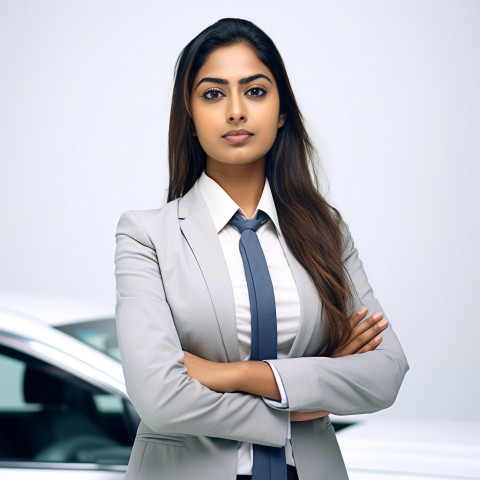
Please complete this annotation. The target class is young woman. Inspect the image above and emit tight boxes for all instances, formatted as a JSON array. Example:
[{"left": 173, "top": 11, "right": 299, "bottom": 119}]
[{"left": 115, "top": 18, "right": 408, "bottom": 480}]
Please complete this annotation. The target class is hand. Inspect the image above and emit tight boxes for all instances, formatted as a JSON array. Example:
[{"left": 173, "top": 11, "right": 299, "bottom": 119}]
[
  {"left": 291, "top": 308, "right": 388, "bottom": 421},
  {"left": 331, "top": 307, "right": 388, "bottom": 358},
  {"left": 290, "top": 410, "right": 330, "bottom": 422}
]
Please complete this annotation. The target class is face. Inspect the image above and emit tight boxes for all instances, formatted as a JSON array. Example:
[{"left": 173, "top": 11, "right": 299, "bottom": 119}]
[{"left": 191, "top": 43, "right": 286, "bottom": 171}]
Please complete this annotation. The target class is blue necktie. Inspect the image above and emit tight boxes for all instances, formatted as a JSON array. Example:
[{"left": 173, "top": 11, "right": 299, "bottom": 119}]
[{"left": 229, "top": 211, "right": 288, "bottom": 480}]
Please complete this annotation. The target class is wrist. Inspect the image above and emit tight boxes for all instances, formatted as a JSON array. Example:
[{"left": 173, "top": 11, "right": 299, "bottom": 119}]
[{"left": 231, "top": 361, "right": 281, "bottom": 401}]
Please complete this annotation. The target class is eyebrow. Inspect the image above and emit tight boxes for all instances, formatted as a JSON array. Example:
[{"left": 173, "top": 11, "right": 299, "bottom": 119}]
[{"left": 194, "top": 73, "right": 272, "bottom": 90}]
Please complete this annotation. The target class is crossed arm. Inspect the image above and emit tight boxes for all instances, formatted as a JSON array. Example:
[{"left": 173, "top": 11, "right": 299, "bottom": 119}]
[
  {"left": 116, "top": 210, "right": 408, "bottom": 442},
  {"left": 183, "top": 306, "right": 388, "bottom": 422}
]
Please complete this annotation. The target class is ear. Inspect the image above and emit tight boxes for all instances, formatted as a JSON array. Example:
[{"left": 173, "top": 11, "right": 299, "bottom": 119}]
[{"left": 278, "top": 112, "right": 287, "bottom": 129}]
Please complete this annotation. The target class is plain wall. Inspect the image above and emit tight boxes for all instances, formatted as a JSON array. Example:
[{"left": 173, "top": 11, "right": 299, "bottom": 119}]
[{"left": 1, "top": 0, "right": 479, "bottom": 422}]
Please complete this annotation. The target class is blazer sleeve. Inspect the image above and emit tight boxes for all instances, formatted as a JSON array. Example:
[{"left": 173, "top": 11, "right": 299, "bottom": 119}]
[
  {"left": 115, "top": 210, "right": 289, "bottom": 445},
  {"left": 267, "top": 222, "right": 409, "bottom": 415}
]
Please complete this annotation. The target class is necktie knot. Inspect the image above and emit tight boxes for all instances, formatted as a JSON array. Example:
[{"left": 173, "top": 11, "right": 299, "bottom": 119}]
[{"left": 228, "top": 210, "right": 268, "bottom": 233}]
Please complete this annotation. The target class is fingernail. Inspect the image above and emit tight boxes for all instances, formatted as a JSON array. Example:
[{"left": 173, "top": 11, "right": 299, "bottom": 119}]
[
  {"left": 379, "top": 320, "right": 388, "bottom": 328},
  {"left": 375, "top": 334, "right": 382, "bottom": 341},
  {"left": 357, "top": 306, "right": 367, "bottom": 314},
  {"left": 372, "top": 312, "right": 383, "bottom": 320}
]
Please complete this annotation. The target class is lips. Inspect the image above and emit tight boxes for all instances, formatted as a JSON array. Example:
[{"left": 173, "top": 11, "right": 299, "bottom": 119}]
[{"left": 222, "top": 129, "right": 254, "bottom": 144}]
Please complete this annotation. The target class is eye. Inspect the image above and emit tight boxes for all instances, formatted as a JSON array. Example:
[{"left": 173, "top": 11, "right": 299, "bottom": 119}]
[
  {"left": 246, "top": 86, "right": 267, "bottom": 98},
  {"left": 202, "top": 89, "right": 225, "bottom": 101}
]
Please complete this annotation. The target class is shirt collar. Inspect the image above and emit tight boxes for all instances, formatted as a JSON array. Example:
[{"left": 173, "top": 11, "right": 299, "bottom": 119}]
[{"left": 197, "top": 171, "right": 281, "bottom": 235}]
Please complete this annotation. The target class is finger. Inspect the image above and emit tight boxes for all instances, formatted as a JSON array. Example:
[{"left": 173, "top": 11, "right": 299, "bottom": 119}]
[
  {"left": 356, "top": 334, "right": 383, "bottom": 354},
  {"left": 343, "top": 312, "right": 383, "bottom": 352},
  {"left": 290, "top": 410, "right": 330, "bottom": 422},
  {"left": 332, "top": 312, "right": 385, "bottom": 358},
  {"left": 338, "top": 318, "right": 387, "bottom": 357},
  {"left": 350, "top": 318, "right": 388, "bottom": 350},
  {"left": 350, "top": 311, "right": 383, "bottom": 337},
  {"left": 349, "top": 306, "right": 368, "bottom": 329}
]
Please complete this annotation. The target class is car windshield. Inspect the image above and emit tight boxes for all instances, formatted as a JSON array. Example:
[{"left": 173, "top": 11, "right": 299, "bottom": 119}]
[{"left": 55, "top": 317, "right": 121, "bottom": 361}]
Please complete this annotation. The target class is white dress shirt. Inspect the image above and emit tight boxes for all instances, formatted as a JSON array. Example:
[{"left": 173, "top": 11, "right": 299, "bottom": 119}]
[{"left": 198, "top": 172, "right": 300, "bottom": 475}]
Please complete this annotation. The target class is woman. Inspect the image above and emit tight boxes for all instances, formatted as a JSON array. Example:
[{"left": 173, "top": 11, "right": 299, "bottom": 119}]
[{"left": 115, "top": 18, "right": 408, "bottom": 480}]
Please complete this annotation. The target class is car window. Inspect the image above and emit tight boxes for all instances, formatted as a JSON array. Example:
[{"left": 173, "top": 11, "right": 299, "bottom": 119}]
[
  {"left": 55, "top": 318, "right": 121, "bottom": 361},
  {"left": 93, "top": 394, "right": 124, "bottom": 414},
  {"left": 0, "top": 346, "right": 133, "bottom": 468},
  {"left": 0, "top": 354, "right": 40, "bottom": 412}
]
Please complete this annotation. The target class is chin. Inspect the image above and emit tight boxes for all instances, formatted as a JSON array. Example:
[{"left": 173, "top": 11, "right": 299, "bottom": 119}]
[
  {"left": 223, "top": 158, "right": 265, "bottom": 167},
  {"left": 207, "top": 153, "right": 267, "bottom": 168}
]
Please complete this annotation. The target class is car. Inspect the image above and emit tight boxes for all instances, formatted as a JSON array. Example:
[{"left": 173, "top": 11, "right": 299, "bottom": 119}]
[
  {"left": 0, "top": 297, "right": 137, "bottom": 479},
  {"left": 335, "top": 415, "right": 480, "bottom": 479},
  {"left": 0, "top": 293, "right": 119, "bottom": 361},
  {"left": 2, "top": 294, "right": 479, "bottom": 479}
]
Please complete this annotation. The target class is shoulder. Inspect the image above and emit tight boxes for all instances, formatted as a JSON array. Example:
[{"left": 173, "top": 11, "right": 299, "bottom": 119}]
[{"left": 116, "top": 200, "right": 180, "bottom": 247}]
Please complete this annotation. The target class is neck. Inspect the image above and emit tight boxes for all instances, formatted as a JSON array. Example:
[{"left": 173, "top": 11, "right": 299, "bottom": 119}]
[{"left": 205, "top": 159, "right": 266, "bottom": 218}]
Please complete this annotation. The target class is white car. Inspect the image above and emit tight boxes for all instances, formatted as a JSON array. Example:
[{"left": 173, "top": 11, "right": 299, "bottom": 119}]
[
  {"left": 0, "top": 294, "right": 135, "bottom": 479},
  {"left": 336, "top": 416, "right": 480, "bottom": 479},
  {"left": 0, "top": 293, "right": 119, "bottom": 360}
]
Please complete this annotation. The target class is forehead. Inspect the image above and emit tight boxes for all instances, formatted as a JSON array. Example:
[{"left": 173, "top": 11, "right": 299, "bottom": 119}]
[{"left": 195, "top": 43, "right": 273, "bottom": 81}]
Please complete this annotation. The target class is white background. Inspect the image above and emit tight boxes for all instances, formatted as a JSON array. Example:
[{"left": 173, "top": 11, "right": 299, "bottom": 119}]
[{"left": 1, "top": 0, "right": 479, "bottom": 422}]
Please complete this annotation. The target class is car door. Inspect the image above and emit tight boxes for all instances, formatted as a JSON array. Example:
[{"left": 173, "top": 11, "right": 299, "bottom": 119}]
[{"left": 0, "top": 338, "right": 135, "bottom": 479}]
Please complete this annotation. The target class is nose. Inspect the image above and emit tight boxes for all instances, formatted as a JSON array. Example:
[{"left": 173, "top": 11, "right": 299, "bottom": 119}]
[{"left": 227, "top": 94, "right": 246, "bottom": 123}]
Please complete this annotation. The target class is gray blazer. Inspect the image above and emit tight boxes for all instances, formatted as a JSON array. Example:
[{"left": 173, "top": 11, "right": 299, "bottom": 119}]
[{"left": 114, "top": 180, "right": 409, "bottom": 480}]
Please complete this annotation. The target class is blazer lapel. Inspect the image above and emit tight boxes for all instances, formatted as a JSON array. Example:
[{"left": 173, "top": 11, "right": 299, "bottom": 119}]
[
  {"left": 178, "top": 183, "right": 241, "bottom": 363},
  {"left": 278, "top": 235, "right": 321, "bottom": 357}
]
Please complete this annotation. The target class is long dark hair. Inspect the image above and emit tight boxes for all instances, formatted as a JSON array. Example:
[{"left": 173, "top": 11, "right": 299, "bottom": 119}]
[{"left": 168, "top": 18, "right": 353, "bottom": 356}]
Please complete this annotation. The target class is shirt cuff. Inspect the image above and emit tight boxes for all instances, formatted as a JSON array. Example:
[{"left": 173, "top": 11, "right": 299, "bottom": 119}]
[
  {"left": 263, "top": 361, "right": 291, "bottom": 441},
  {"left": 262, "top": 361, "right": 289, "bottom": 408}
]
